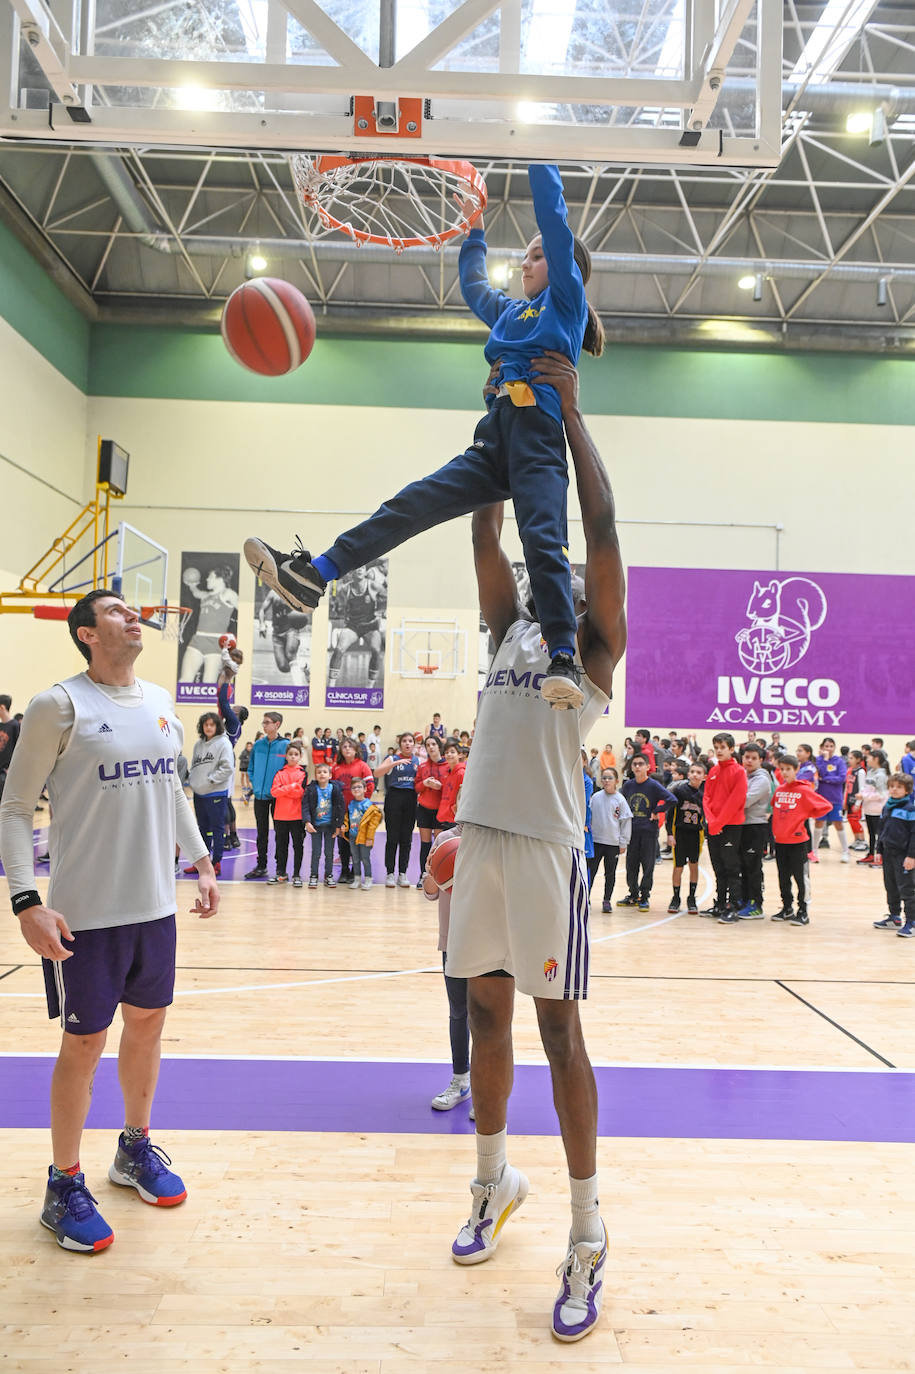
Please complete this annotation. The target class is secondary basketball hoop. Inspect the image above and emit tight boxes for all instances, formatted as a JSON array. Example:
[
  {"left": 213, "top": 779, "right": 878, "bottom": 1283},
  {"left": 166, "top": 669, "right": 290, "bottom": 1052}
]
[
  {"left": 291, "top": 155, "right": 487, "bottom": 253},
  {"left": 419, "top": 663, "right": 439, "bottom": 676},
  {"left": 142, "top": 605, "right": 191, "bottom": 641}
]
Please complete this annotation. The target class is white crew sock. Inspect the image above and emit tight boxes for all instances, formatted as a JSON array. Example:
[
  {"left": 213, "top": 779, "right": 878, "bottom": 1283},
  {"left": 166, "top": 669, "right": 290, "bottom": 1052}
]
[
  {"left": 839, "top": 826, "right": 849, "bottom": 854},
  {"left": 569, "top": 1172, "right": 603, "bottom": 1245},
  {"left": 475, "top": 1127, "right": 507, "bottom": 1185}
]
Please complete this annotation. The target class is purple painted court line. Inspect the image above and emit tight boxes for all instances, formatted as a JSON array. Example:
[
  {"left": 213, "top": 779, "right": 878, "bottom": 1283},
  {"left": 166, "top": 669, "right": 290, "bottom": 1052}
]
[{"left": 2, "top": 1057, "right": 914, "bottom": 1143}]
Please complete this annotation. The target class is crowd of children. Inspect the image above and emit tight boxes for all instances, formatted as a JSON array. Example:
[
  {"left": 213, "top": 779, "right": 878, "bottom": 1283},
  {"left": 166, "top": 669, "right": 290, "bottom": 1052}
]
[
  {"left": 583, "top": 730, "right": 915, "bottom": 936},
  {"left": 207, "top": 710, "right": 915, "bottom": 933},
  {"left": 231, "top": 717, "right": 468, "bottom": 889}
]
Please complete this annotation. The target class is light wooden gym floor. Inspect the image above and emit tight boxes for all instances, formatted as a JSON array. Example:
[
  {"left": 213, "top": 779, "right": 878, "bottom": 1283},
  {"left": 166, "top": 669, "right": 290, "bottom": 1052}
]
[{"left": 1, "top": 823, "right": 913, "bottom": 1373}]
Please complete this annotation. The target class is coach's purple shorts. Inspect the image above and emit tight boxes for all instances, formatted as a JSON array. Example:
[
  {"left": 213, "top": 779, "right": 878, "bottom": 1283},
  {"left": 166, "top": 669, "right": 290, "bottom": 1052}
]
[{"left": 42, "top": 915, "right": 177, "bottom": 1035}]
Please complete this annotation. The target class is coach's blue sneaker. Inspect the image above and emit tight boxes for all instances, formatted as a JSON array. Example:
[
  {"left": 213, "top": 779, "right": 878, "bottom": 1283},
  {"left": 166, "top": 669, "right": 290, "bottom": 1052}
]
[
  {"left": 552, "top": 1223, "right": 608, "bottom": 1342},
  {"left": 736, "top": 902, "right": 764, "bottom": 920},
  {"left": 898, "top": 924, "right": 914, "bottom": 938},
  {"left": 874, "top": 915, "right": 902, "bottom": 929},
  {"left": 452, "top": 1163, "right": 529, "bottom": 1265},
  {"left": 40, "top": 1168, "right": 114, "bottom": 1252},
  {"left": 244, "top": 536, "right": 326, "bottom": 612},
  {"left": 108, "top": 1133, "right": 187, "bottom": 1206}
]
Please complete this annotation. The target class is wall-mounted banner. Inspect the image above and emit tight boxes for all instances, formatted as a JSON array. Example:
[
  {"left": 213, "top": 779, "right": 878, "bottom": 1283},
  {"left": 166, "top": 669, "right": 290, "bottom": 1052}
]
[
  {"left": 626, "top": 567, "right": 914, "bottom": 734},
  {"left": 251, "top": 581, "right": 311, "bottom": 708},
  {"left": 176, "top": 552, "right": 239, "bottom": 705},
  {"left": 326, "top": 560, "right": 387, "bottom": 710}
]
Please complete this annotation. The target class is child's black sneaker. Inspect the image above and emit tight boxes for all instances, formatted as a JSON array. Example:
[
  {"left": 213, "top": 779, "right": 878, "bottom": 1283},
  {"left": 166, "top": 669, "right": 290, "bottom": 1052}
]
[
  {"left": 244, "top": 537, "right": 327, "bottom": 611},
  {"left": 667, "top": 894, "right": 681, "bottom": 914},
  {"left": 787, "top": 910, "right": 810, "bottom": 925},
  {"left": 616, "top": 894, "right": 638, "bottom": 907},
  {"left": 770, "top": 908, "right": 794, "bottom": 921},
  {"left": 541, "top": 654, "right": 584, "bottom": 711}
]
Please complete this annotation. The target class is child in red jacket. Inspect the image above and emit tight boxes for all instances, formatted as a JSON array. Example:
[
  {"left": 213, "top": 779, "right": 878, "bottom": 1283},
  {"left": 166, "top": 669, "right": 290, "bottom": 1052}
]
[
  {"left": 436, "top": 738, "right": 466, "bottom": 828},
  {"left": 702, "top": 733, "right": 748, "bottom": 918},
  {"left": 770, "top": 755, "right": 832, "bottom": 925},
  {"left": 270, "top": 741, "right": 307, "bottom": 885}
]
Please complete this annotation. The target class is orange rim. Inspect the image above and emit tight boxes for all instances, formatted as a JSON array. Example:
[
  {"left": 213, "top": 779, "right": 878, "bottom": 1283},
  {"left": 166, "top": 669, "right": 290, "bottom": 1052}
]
[{"left": 299, "top": 154, "right": 487, "bottom": 250}]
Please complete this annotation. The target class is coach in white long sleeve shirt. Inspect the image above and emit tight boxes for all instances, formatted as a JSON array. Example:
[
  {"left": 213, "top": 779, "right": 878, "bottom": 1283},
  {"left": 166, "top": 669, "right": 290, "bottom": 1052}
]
[{"left": 0, "top": 589, "right": 218, "bottom": 1254}]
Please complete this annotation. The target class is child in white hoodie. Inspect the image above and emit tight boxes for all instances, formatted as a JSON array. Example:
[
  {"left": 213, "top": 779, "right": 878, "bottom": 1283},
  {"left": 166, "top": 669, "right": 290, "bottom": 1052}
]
[{"left": 588, "top": 767, "right": 632, "bottom": 912}]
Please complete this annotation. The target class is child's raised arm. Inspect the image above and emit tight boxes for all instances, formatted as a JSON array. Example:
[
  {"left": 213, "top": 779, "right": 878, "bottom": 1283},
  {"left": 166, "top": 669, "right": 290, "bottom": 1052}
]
[
  {"left": 459, "top": 226, "right": 513, "bottom": 328},
  {"left": 528, "top": 163, "right": 584, "bottom": 327}
]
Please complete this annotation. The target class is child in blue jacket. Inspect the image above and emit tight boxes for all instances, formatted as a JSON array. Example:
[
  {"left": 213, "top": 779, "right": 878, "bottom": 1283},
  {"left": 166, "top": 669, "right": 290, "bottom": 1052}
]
[{"left": 245, "top": 163, "right": 604, "bottom": 711}]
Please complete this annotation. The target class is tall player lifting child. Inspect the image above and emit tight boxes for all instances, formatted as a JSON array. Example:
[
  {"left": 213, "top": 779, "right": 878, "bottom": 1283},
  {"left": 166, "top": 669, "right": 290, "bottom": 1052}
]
[{"left": 245, "top": 163, "right": 604, "bottom": 711}]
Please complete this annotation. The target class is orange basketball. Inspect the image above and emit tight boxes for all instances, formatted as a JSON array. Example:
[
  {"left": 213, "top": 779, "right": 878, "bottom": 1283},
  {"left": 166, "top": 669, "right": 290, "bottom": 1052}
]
[
  {"left": 428, "top": 834, "right": 461, "bottom": 891},
  {"left": 221, "top": 278, "right": 316, "bottom": 376}
]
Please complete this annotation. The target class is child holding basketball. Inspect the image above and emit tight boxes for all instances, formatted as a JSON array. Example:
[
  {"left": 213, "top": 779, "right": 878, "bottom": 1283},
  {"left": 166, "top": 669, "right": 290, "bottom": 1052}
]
[
  {"left": 245, "top": 163, "right": 605, "bottom": 711},
  {"left": 422, "top": 827, "right": 472, "bottom": 1115}
]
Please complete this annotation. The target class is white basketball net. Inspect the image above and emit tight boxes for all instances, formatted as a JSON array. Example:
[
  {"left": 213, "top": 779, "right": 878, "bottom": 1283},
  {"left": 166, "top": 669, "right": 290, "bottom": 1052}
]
[
  {"left": 146, "top": 606, "right": 191, "bottom": 641},
  {"left": 291, "top": 154, "right": 487, "bottom": 253}
]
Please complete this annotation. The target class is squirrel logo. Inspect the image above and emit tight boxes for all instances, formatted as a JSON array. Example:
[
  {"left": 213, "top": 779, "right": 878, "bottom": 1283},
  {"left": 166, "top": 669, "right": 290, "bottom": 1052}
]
[{"left": 735, "top": 577, "right": 827, "bottom": 675}]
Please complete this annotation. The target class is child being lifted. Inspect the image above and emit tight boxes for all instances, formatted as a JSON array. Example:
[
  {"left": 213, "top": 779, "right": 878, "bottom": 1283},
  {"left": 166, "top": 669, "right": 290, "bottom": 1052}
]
[{"left": 245, "top": 163, "right": 605, "bottom": 710}]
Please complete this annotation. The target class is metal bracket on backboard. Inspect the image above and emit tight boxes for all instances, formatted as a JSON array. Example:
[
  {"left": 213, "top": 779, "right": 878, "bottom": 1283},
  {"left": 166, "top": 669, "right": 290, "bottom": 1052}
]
[{"left": 353, "top": 95, "right": 423, "bottom": 138}]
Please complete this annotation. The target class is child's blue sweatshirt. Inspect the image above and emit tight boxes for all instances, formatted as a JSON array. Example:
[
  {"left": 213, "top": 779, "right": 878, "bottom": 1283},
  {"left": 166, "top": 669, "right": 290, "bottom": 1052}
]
[{"left": 458, "top": 163, "right": 588, "bottom": 427}]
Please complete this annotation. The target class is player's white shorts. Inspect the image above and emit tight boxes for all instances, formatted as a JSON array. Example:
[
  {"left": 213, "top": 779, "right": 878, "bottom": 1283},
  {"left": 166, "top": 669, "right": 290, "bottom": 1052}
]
[{"left": 445, "top": 823, "right": 589, "bottom": 1000}]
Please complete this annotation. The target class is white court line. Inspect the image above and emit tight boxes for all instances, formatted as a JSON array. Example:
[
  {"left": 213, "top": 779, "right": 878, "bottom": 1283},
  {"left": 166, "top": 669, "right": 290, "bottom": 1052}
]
[
  {"left": 0, "top": 1050, "right": 905, "bottom": 1073},
  {"left": 0, "top": 863, "right": 716, "bottom": 1001}
]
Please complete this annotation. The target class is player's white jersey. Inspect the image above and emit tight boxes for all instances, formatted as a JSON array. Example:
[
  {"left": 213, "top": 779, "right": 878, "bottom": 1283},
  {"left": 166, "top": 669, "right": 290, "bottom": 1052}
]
[
  {"left": 457, "top": 618, "right": 610, "bottom": 849},
  {"left": 47, "top": 673, "right": 186, "bottom": 931}
]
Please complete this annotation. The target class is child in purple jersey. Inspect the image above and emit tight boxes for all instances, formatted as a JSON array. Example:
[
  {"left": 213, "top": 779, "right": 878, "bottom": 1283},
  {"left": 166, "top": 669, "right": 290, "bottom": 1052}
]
[
  {"left": 244, "top": 165, "right": 605, "bottom": 712},
  {"left": 812, "top": 737, "right": 850, "bottom": 862}
]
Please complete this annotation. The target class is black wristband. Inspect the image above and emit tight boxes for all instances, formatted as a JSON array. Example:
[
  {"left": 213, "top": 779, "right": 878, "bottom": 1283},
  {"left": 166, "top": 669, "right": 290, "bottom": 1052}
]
[{"left": 12, "top": 889, "right": 42, "bottom": 916}]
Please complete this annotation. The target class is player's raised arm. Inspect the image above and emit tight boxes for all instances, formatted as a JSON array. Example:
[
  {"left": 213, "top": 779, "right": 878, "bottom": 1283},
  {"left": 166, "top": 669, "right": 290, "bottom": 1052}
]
[
  {"left": 530, "top": 351, "right": 626, "bottom": 697},
  {"left": 471, "top": 502, "right": 523, "bottom": 649}
]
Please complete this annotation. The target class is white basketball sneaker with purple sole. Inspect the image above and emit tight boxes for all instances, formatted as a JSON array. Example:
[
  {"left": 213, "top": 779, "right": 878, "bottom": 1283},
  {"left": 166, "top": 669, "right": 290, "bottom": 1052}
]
[
  {"left": 551, "top": 1222, "right": 608, "bottom": 1342},
  {"left": 451, "top": 1163, "right": 529, "bottom": 1265}
]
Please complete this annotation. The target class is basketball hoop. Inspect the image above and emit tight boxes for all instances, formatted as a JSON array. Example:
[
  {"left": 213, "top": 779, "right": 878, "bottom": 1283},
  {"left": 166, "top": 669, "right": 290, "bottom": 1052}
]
[
  {"left": 291, "top": 154, "right": 487, "bottom": 253},
  {"left": 142, "top": 605, "right": 191, "bottom": 642},
  {"left": 419, "top": 663, "right": 439, "bottom": 675}
]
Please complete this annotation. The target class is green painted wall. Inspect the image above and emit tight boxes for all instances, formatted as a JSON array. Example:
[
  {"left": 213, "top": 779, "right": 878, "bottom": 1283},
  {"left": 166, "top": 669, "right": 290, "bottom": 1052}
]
[
  {"left": 0, "top": 220, "right": 90, "bottom": 390},
  {"left": 88, "top": 323, "right": 915, "bottom": 425},
  {"left": 2, "top": 218, "right": 914, "bottom": 425}
]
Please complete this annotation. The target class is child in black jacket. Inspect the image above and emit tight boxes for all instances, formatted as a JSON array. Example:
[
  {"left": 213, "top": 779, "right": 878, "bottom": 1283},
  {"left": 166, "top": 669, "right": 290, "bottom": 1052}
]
[{"left": 302, "top": 763, "right": 345, "bottom": 888}]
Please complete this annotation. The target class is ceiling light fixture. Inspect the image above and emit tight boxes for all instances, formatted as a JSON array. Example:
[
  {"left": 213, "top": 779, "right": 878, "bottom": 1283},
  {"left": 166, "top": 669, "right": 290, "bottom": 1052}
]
[
  {"left": 737, "top": 274, "right": 756, "bottom": 290},
  {"left": 845, "top": 110, "right": 872, "bottom": 134}
]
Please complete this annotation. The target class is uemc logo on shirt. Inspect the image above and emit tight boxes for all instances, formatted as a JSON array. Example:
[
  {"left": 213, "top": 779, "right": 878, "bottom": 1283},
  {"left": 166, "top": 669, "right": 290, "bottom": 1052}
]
[
  {"left": 711, "top": 575, "right": 844, "bottom": 730},
  {"left": 484, "top": 665, "right": 547, "bottom": 696},
  {"left": 98, "top": 756, "right": 175, "bottom": 788}
]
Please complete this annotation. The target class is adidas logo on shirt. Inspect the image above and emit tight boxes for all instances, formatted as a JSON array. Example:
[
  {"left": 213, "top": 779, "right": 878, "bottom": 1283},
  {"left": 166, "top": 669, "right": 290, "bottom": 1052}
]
[{"left": 98, "top": 723, "right": 113, "bottom": 734}]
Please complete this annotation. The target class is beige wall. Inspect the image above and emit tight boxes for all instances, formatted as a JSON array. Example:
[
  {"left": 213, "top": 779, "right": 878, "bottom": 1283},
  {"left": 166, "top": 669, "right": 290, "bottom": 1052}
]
[
  {"left": 2, "top": 328, "right": 913, "bottom": 767},
  {"left": 0, "top": 315, "right": 91, "bottom": 710}
]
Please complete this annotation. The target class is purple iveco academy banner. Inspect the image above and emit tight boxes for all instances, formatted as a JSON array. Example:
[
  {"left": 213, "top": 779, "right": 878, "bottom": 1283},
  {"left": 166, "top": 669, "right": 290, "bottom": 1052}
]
[{"left": 626, "top": 567, "right": 914, "bottom": 735}]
